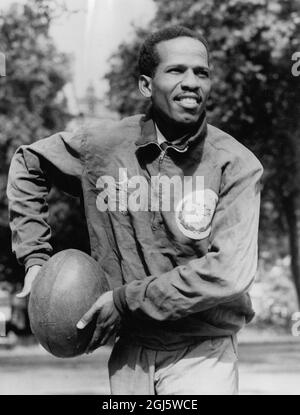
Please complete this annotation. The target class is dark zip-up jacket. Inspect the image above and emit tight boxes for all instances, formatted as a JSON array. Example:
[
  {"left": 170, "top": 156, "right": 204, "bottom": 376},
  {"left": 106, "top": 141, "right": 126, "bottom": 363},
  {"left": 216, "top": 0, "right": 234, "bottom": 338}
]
[{"left": 7, "top": 113, "right": 263, "bottom": 350}]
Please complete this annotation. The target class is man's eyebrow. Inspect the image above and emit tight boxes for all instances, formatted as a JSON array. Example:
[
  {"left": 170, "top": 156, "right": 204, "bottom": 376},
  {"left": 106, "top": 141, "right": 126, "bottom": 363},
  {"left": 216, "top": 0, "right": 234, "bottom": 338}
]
[{"left": 164, "top": 64, "right": 210, "bottom": 71}]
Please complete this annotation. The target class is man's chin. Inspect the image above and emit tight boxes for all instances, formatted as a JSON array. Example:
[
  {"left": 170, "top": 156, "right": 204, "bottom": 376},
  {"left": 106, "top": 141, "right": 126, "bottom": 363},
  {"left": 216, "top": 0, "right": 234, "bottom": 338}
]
[
  {"left": 153, "top": 108, "right": 205, "bottom": 133},
  {"left": 174, "top": 106, "right": 205, "bottom": 122},
  {"left": 174, "top": 113, "right": 203, "bottom": 126}
]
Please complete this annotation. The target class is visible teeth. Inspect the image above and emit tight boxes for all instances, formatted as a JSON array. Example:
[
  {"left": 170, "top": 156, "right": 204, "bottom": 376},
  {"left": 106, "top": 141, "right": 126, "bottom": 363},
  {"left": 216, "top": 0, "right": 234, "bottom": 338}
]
[{"left": 180, "top": 98, "right": 197, "bottom": 104}]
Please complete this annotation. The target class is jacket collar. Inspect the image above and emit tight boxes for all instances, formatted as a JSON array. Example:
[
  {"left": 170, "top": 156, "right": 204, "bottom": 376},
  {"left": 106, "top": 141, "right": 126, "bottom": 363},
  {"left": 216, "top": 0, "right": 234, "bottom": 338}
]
[{"left": 135, "top": 108, "right": 207, "bottom": 154}]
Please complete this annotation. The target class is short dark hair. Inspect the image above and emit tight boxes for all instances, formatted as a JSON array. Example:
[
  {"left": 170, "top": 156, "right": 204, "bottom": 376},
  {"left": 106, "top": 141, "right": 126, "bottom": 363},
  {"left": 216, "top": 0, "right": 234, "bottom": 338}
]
[{"left": 138, "top": 25, "right": 210, "bottom": 77}]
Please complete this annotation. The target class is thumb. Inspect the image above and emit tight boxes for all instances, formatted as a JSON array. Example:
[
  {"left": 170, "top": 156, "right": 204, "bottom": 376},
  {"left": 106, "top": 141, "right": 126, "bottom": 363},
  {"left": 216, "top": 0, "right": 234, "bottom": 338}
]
[
  {"left": 17, "top": 265, "right": 41, "bottom": 298},
  {"left": 16, "top": 286, "right": 31, "bottom": 298},
  {"left": 77, "top": 303, "right": 98, "bottom": 330}
]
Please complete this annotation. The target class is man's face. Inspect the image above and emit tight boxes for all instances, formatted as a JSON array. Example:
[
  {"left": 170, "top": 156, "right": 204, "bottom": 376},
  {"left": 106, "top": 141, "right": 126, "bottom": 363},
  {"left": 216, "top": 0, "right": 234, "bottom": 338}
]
[{"left": 140, "top": 36, "right": 211, "bottom": 127}]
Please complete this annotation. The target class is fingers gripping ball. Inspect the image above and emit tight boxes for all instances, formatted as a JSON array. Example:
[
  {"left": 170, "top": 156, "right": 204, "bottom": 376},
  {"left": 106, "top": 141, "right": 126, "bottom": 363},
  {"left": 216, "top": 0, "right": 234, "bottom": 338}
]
[{"left": 28, "top": 249, "right": 110, "bottom": 358}]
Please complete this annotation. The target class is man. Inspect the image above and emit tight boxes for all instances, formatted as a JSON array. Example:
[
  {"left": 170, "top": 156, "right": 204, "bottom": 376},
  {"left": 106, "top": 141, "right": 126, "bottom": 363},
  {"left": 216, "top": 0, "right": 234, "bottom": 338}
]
[{"left": 7, "top": 26, "right": 263, "bottom": 394}]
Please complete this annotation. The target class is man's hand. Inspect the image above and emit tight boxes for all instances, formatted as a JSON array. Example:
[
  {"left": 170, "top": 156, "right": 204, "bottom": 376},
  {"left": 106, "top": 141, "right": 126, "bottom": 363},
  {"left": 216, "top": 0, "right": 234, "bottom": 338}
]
[
  {"left": 76, "top": 291, "right": 120, "bottom": 353},
  {"left": 16, "top": 265, "right": 41, "bottom": 298}
]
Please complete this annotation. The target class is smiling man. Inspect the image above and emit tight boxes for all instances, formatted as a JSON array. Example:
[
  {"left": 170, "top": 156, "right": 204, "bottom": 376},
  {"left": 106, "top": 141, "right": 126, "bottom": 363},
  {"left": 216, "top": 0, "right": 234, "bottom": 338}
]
[
  {"left": 138, "top": 33, "right": 211, "bottom": 140},
  {"left": 7, "top": 26, "right": 263, "bottom": 395}
]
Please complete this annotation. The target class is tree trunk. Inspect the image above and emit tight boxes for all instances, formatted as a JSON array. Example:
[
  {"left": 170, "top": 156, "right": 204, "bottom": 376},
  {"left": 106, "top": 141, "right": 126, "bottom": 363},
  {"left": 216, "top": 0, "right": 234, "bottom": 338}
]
[{"left": 283, "top": 193, "right": 300, "bottom": 308}]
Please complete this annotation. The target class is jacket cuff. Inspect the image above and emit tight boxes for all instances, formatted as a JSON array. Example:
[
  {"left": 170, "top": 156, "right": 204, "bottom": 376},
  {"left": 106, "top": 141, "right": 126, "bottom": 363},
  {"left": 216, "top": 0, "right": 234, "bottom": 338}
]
[
  {"left": 24, "top": 255, "right": 50, "bottom": 273},
  {"left": 113, "top": 286, "right": 128, "bottom": 315}
]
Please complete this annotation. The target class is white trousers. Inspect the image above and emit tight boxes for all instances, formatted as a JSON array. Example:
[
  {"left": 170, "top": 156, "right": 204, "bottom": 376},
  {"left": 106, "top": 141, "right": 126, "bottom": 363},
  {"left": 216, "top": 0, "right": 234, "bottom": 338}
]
[{"left": 108, "top": 335, "right": 239, "bottom": 395}]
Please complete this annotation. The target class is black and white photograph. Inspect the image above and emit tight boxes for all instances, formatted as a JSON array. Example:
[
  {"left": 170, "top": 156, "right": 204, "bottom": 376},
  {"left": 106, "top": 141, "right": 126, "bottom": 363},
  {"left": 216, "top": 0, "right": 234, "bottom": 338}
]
[{"left": 0, "top": 0, "right": 300, "bottom": 399}]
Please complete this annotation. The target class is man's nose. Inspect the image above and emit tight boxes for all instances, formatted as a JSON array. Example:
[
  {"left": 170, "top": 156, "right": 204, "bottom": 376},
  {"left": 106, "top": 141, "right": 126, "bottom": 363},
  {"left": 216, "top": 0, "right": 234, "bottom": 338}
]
[{"left": 181, "top": 69, "right": 199, "bottom": 89}]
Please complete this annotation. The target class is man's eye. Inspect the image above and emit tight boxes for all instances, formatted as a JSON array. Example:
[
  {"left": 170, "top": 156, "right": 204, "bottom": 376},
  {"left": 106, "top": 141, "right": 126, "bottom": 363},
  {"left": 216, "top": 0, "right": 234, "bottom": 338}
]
[
  {"left": 168, "top": 68, "right": 181, "bottom": 74},
  {"left": 197, "top": 71, "right": 209, "bottom": 78}
]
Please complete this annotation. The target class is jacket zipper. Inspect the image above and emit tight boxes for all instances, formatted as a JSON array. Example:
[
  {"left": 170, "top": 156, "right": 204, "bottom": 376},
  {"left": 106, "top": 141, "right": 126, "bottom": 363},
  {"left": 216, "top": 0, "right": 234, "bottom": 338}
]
[
  {"left": 158, "top": 148, "right": 167, "bottom": 171},
  {"left": 157, "top": 147, "right": 168, "bottom": 212}
]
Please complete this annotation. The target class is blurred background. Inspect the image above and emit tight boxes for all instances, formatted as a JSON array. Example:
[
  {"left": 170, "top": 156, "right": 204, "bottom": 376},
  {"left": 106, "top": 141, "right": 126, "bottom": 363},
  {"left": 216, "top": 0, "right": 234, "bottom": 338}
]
[{"left": 0, "top": 0, "right": 300, "bottom": 395}]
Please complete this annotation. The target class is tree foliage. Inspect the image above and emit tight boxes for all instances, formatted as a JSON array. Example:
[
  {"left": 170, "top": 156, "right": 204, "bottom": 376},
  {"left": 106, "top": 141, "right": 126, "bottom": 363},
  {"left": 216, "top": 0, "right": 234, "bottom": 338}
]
[{"left": 0, "top": 0, "right": 89, "bottom": 284}]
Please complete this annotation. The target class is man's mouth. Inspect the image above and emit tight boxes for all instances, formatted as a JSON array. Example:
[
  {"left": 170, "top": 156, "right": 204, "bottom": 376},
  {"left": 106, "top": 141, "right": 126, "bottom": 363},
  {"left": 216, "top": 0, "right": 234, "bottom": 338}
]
[{"left": 174, "top": 95, "right": 201, "bottom": 110}]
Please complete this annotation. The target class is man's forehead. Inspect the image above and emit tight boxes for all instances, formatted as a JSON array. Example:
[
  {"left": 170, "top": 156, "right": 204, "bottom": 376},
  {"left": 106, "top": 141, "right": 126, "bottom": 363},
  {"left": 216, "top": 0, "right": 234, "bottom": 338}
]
[{"left": 155, "top": 36, "right": 209, "bottom": 66}]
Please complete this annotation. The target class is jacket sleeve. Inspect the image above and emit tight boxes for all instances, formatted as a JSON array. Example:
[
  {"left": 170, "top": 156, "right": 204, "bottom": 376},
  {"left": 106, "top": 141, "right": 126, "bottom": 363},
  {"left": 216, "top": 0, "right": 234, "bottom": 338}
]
[
  {"left": 113, "top": 151, "right": 264, "bottom": 321},
  {"left": 7, "top": 131, "right": 84, "bottom": 272}
]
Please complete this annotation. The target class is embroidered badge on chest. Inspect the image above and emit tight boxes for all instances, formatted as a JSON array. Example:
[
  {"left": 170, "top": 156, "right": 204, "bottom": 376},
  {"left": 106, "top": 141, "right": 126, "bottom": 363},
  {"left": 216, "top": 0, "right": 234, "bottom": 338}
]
[{"left": 175, "top": 189, "right": 218, "bottom": 240}]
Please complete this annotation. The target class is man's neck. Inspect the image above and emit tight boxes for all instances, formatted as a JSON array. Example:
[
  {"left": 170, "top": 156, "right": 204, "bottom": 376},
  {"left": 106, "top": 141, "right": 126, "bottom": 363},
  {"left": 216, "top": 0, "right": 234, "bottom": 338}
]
[{"left": 152, "top": 110, "right": 204, "bottom": 143}]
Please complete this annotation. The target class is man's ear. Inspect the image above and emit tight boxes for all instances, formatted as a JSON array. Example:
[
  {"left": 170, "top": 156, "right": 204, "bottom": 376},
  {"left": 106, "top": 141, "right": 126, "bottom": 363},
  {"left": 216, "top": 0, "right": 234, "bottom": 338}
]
[{"left": 139, "top": 75, "right": 153, "bottom": 98}]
